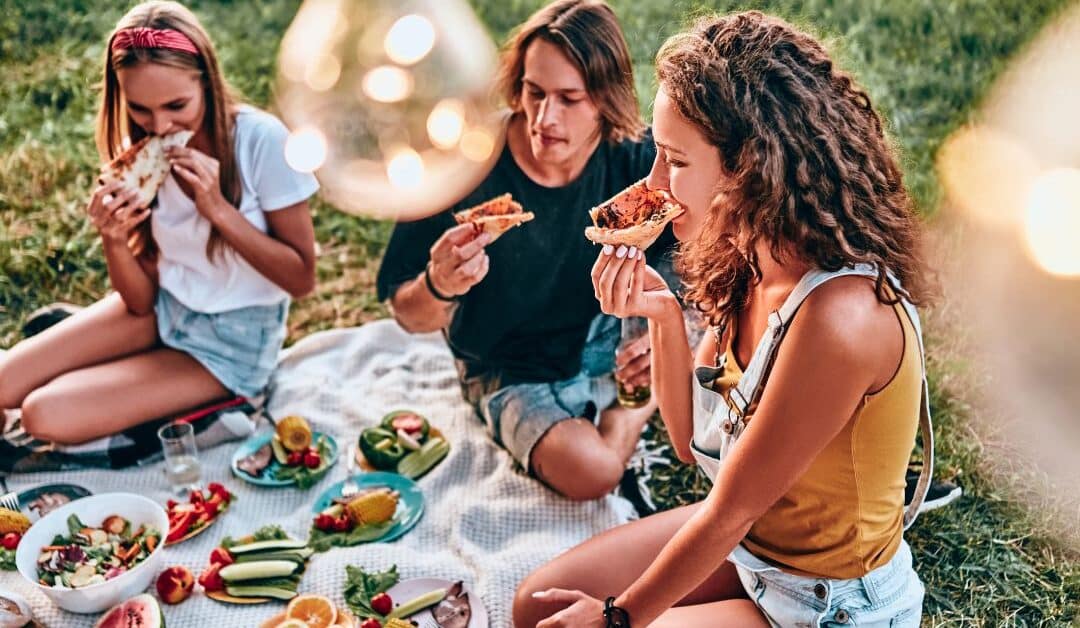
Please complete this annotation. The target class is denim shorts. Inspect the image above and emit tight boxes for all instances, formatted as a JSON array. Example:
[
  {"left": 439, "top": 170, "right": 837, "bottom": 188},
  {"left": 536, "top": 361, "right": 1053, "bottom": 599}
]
[
  {"left": 155, "top": 288, "right": 288, "bottom": 398},
  {"left": 730, "top": 541, "right": 924, "bottom": 627},
  {"left": 462, "top": 314, "right": 620, "bottom": 468}
]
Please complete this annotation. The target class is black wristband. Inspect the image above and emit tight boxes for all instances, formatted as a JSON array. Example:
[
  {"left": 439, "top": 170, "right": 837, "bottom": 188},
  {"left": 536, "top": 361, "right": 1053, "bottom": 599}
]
[
  {"left": 603, "top": 596, "right": 631, "bottom": 627},
  {"left": 424, "top": 263, "right": 458, "bottom": 302}
]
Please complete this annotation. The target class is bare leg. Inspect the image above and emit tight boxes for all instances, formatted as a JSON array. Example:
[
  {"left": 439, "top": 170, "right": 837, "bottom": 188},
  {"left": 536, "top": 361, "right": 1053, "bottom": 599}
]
[
  {"left": 0, "top": 293, "right": 158, "bottom": 408},
  {"left": 21, "top": 348, "right": 229, "bottom": 444},
  {"left": 514, "top": 503, "right": 763, "bottom": 627},
  {"left": 530, "top": 400, "right": 654, "bottom": 501}
]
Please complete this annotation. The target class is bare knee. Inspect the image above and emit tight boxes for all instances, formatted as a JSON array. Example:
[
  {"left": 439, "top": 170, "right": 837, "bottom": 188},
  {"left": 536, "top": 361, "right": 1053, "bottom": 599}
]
[
  {"left": 0, "top": 353, "right": 28, "bottom": 409},
  {"left": 514, "top": 567, "right": 566, "bottom": 628},
  {"left": 532, "top": 434, "right": 625, "bottom": 502},
  {"left": 20, "top": 389, "right": 73, "bottom": 444}
]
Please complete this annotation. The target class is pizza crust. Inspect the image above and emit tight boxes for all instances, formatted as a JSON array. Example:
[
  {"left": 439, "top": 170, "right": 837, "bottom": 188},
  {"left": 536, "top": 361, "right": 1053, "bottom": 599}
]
[
  {"left": 98, "top": 130, "right": 194, "bottom": 208},
  {"left": 584, "top": 179, "right": 684, "bottom": 250},
  {"left": 453, "top": 193, "right": 535, "bottom": 241}
]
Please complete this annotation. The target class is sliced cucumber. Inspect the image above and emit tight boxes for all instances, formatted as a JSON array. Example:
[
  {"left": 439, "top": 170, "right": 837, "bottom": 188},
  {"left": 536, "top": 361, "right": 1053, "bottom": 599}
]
[
  {"left": 270, "top": 436, "right": 289, "bottom": 465},
  {"left": 397, "top": 436, "right": 450, "bottom": 479},
  {"left": 225, "top": 584, "right": 298, "bottom": 600},
  {"left": 219, "top": 560, "right": 300, "bottom": 582},
  {"left": 232, "top": 548, "right": 313, "bottom": 564},
  {"left": 227, "top": 538, "right": 309, "bottom": 555},
  {"left": 387, "top": 587, "right": 448, "bottom": 619}
]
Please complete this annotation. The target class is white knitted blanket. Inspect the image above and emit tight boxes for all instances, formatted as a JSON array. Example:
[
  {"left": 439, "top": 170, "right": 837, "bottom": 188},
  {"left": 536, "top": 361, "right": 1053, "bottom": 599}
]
[{"left": 1, "top": 319, "right": 634, "bottom": 627}]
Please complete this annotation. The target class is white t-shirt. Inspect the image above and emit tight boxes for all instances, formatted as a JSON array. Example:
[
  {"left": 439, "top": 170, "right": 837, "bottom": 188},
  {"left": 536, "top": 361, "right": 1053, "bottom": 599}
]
[{"left": 151, "top": 106, "right": 319, "bottom": 313}]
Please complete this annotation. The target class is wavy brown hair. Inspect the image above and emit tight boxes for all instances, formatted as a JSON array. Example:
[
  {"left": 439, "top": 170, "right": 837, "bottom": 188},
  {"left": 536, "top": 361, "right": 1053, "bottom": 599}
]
[
  {"left": 97, "top": 0, "right": 241, "bottom": 261},
  {"left": 657, "top": 11, "right": 934, "bottom": 326},
  {"left": 496, "top": 0, "right": 644, "bottom": 144}
]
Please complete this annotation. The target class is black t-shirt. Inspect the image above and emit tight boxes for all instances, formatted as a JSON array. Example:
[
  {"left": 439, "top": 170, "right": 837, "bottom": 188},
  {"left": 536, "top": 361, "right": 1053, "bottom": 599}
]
[{"left": 376, "top": 129, "right": 671, "bottom": 385}]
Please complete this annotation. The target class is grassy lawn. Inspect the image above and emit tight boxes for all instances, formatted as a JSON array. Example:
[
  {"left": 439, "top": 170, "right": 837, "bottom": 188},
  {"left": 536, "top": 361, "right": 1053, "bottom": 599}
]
[{"left": 1, "top": 0, "right": 1077, "bottom": 624}]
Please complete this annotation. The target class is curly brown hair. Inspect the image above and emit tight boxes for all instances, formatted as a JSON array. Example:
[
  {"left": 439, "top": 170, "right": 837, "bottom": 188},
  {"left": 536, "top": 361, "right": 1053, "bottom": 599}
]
[{"left": 656, "top": 11, "right": 934, "bottom": 325}]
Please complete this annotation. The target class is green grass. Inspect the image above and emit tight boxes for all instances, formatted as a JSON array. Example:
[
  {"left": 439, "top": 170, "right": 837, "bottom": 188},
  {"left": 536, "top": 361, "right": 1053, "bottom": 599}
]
[{"left": 1, "top": 1, "right": 1077, "bottom": 625}]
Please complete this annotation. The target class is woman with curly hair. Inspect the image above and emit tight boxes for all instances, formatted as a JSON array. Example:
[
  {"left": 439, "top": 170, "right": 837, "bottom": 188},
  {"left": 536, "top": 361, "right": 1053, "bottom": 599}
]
[{"left": 515, "top": 11, "right": 934, "bottom": 627}]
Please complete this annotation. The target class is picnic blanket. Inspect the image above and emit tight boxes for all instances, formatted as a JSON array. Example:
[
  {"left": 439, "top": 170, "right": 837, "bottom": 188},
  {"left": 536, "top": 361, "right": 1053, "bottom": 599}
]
[{"left": 0, "top": 319, "right": 637, "bottom": 627}]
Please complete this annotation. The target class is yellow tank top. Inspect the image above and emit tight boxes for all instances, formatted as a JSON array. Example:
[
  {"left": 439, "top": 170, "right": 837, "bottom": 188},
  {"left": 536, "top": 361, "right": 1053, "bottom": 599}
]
[{"left": 715, "top": 300, "right": 922, "bottom": 579}]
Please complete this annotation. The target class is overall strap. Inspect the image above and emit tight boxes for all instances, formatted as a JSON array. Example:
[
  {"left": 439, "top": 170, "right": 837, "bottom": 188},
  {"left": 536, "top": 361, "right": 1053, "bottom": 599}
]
[{"left": 724, "top": 263, "right": 933, "bottom": 529}]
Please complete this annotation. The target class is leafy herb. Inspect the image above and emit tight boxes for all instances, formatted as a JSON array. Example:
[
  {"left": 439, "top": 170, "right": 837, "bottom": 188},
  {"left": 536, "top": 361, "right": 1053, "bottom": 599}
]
[
  {"left": 308, "top": 519, "right": 396, "bottom": 553},
  {"left": 220, "top": 524, "right": 289, "bottom": 549},
  {"left": 0, "top": 548, "right": 15, "bottom": 571},
  {"left": 344, "top": 564, "right": 399, "bottom": 619}
]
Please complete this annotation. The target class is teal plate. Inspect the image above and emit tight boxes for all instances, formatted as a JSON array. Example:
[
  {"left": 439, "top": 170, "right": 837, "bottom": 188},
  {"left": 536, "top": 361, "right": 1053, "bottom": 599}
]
[
  {"left": 311, "top": 471, "right": 424, "bottom": 543},
  {"left": 230, "top": 431, "right": 338, "bottom": 487}
]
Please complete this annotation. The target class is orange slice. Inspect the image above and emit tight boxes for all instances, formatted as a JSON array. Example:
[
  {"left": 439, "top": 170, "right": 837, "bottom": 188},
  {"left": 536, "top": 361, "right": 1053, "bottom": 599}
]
[{"left": 285, "top": 594, "right": 337, "bottom": 628}]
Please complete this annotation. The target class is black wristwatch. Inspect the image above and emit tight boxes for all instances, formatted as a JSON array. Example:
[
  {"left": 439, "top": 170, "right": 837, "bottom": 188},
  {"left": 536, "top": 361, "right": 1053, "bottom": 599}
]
[
  {"left": 603, "top": 596, "right": 631, "bottom": 627},
  {"left": 424, "top": 262, "right": 459, "bottom": 302}
]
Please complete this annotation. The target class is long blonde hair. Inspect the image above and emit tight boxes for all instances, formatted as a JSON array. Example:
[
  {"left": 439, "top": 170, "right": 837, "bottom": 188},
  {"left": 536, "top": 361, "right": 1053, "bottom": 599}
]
[{"left": 96, "top": 0, "right": 241, "bottom": 260}]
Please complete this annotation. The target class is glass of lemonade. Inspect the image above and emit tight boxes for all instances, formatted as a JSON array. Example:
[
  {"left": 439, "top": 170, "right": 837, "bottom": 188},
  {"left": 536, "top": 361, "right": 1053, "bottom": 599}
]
[
  {"left": 616, "top": 317, "right": 651, "bottom": 408},
  {"left": 158, "top": 421, "right": 202, "bottom": 493}
]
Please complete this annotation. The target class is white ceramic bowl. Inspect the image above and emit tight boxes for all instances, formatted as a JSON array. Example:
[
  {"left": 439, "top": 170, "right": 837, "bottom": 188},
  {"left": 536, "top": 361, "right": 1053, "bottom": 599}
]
[{"left": 14, "top": 492, "right": 169, "bottom": 614}]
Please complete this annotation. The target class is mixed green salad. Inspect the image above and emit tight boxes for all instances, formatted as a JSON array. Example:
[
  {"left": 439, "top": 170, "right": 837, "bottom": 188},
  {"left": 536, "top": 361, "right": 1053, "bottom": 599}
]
[{"left": 36, "top": 514, "right": 160, "bottom": 588}]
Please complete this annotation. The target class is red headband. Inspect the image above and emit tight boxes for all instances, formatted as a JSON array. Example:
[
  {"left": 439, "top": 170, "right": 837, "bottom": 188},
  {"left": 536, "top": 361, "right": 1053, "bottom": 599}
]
[{"left": 111, "top": 27, "right": 199, "bottom": 56}]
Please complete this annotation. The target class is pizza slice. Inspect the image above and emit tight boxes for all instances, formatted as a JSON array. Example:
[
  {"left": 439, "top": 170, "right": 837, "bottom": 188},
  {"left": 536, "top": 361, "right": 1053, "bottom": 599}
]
[
  {"left": 453, "top": 193, "right": 535, "bottom": 241},
  {"left": 584, "top": 179, "right": 685, "bottom": 250},
  {"left": 97, "top": 130, "right": 194, "bottom": 208}
]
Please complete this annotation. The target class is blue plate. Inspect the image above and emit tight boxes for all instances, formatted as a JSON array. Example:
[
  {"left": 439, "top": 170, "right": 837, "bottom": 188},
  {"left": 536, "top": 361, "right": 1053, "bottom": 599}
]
[
  {"left": 311, "top": 471, "right": 424, "bottom": 543},
  {"left": 230, "top": 431, "right": 339, "bottom": 487}
]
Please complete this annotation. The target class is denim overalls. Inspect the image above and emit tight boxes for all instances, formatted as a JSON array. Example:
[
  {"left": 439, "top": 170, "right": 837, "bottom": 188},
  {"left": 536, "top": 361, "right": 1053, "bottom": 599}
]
[{"left": 690, "top": 264, "right": 931, "bottom": 627}]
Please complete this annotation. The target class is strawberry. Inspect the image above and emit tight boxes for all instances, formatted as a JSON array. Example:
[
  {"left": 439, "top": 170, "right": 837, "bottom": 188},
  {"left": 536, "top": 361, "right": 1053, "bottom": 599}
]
[
  {"left": 332, "top": 514, "right": 351, "bottom": 532},
  {"left": 197, "top": 562, "right": 225, "bottom": 592},
  {"left": 286, "top": 451, "right": 304, "bottom": 466},
  {"left": 303, "top": 450, "right": 321, "bottom": 469},
  {"left": 1, "top": 533, "right": 20, "bottom": 550},
  {"left": 209, "top": 546, "right": 234, "bottom": 566},
  {"left": 359, "top": 619, "right": 382, "bottom": 628}
]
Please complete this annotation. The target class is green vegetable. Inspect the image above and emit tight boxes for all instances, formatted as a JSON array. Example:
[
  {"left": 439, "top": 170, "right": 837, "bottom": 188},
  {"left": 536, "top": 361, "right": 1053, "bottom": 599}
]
[
  {"left": 225, "top": 584, "right": 298, "bottom": 600},
  {"left": 272, "top": 436, "right": 333, "bottom": 488},
  {"left": 221, "top": 525, "right": 289, "bottom": 549},
  {"left": 232, "top": 548, "right": 313, "bottom": 564},
  {"left": 228, "top": 538, "right": 309, "bottom": 555},
  {"left": 359, "top": 427, "right": 407, "bottom": 470},
  {"left": 0, "top": 548, "right": 15, "bottom": 571},
  {"left": 397, "top": 436, "right": 450, "bottom": 479},
  {"left": 380, "top": 411, "right": 430, "bottom": 440},
  {"left": 387, "top": 588, "right": 448, "bottom": 619},
  {"left": 308, "top": 520, "right": 396, "bottom": 553},
  {"left": 66, "top": 514, "right": 86, "bottom": 536},
  {"left": 220, "top": 559, "right": 300, "bottom": 582},
  {"left": 344, "top": 564, "right": 400, "bottom": 618}
]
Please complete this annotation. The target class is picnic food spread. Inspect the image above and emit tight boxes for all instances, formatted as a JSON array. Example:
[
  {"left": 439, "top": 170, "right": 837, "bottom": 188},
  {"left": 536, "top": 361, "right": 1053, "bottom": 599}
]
[
  {"left": 97, "top": 130, "right": 194, "bottom": 208},
  {"left": 36, "top": 514, "right": 161, "bottom": 589},
  {"left": 452, "top": 193, "right": 535, "bottom": 242},
  {"left": 7, "top": 411, "right": 479, "bottom": 626},
  {"left": 584, "top": 179, "right": 685, "bottom": 250},
  {"left": 358, "top": 411, "right": 449, "bottom": 478},
  {"left": 164, "top": 482, "right": 234, "bottom": 545}
]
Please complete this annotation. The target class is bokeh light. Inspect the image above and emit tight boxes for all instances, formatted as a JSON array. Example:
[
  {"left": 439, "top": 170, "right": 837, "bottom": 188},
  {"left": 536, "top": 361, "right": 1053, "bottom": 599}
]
[
  {"left": 934, "top": 2, "right": 1080, "bottom": 544},
  {"left": 385, "top": 15, "right": 437, "bottom": 65},
  {"left": 276, "top": 0, "right": 503, "bottom": 219},
  {"left": 1023, "top": 168, "right": 1080, "bottom": 277},
  {"left": 284, "top": 127, "right": 328, "bottom": 174}
]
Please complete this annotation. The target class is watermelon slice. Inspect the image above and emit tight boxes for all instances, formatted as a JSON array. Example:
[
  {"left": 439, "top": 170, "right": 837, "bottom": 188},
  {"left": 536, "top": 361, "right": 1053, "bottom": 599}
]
[{"left": 93, "top": 593, "right": 164, "bottom": 628}]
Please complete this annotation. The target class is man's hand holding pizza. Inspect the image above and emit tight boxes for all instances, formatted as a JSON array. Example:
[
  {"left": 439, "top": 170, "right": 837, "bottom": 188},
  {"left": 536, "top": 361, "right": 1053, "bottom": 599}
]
[{"left": 426, "top": 223, "right": 492, "bottom": 300}]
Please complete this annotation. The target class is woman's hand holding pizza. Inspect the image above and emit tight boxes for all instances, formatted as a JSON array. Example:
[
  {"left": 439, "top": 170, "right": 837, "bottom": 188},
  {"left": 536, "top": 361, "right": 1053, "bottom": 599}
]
[
  {"left": 87, "top": 179, "right": 150, "bottom": 245},
  {"left": 591, "top": 244, "right": 676, "bottom": 321},
  {"left": 167, "top": 145, "right": 229, "bottom": 222},
  {"left": 427, "top": 223, "right": 492, "bottom": 298}
]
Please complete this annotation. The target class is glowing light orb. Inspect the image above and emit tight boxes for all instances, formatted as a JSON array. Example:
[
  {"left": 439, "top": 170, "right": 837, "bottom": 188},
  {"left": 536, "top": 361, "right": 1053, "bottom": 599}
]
[{"left": 276, "top": 0, "right": 503, "bottom": 220}]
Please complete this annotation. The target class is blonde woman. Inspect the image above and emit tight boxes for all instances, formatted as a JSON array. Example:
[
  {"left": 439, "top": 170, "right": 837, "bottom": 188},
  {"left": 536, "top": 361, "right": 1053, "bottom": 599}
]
[{"left": 0, "top": 1, "right": 317, "bottom": 445}]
